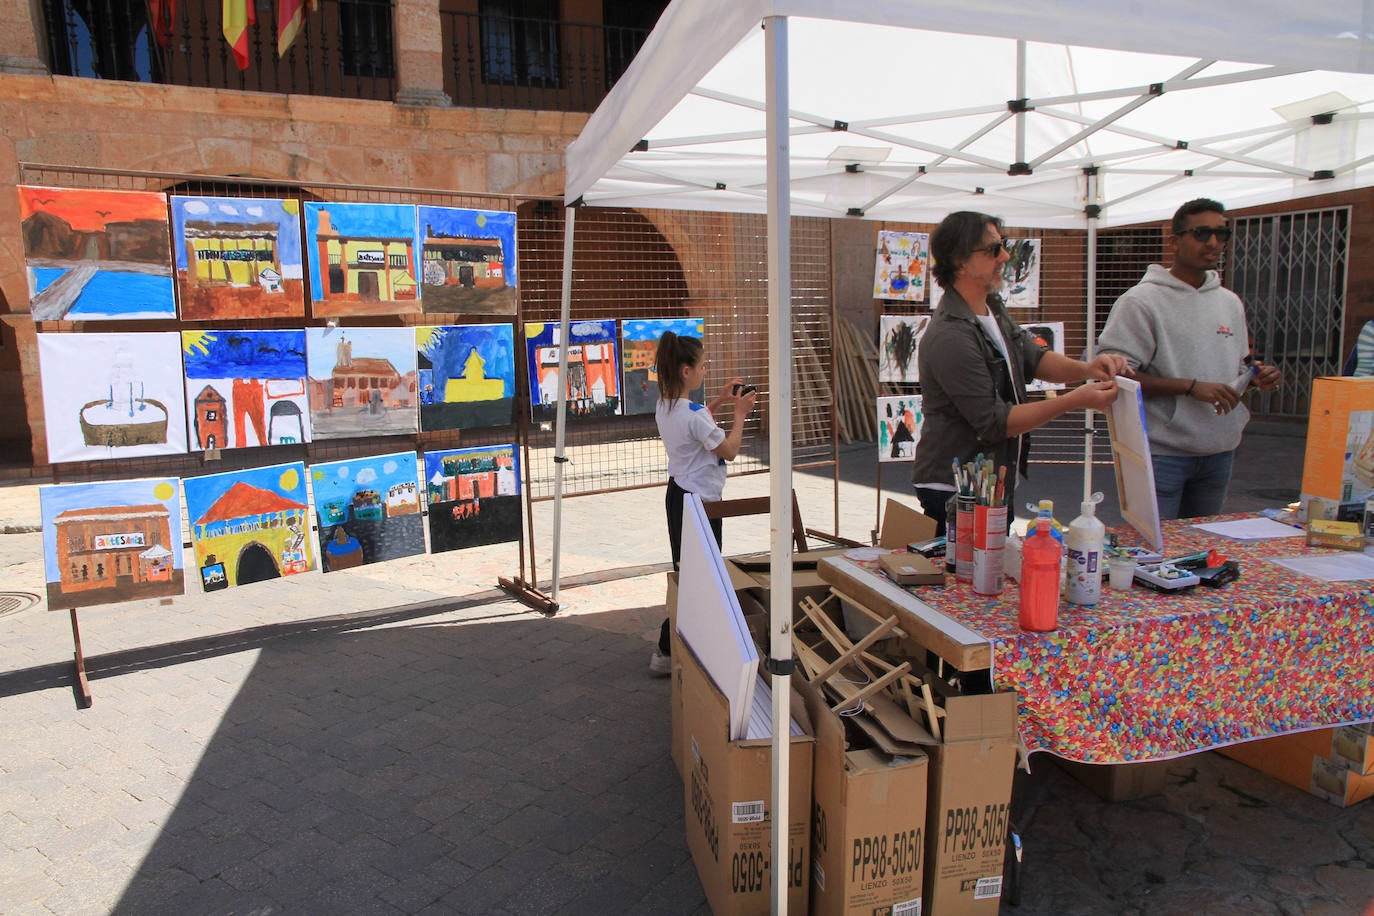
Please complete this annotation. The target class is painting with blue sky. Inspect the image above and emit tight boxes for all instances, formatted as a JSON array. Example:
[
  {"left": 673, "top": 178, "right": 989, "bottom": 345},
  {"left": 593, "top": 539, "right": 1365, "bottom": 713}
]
[
  {"left": 417, "top": 206, "right": 518, "bottom": 316},
  {"left": 182, "top": 330, "right": 311, "bottom": 451},
  {"left": 40, "top": 477, "right": 185, "bottom": 609},
  {"left": 170, "top": 195, "right": 306, "bottom": 320},
  {"left": 18, "top": 185, "right": 175, "bottom": 321},
  {"left": 621, "top": 317, "right": 704, "bottom": 415},
  {"left": 311, "top": 451, "right": 425, "bottom": 572},
  {"left": 183, "top": 462, "right": 314, "bottom": 591},
  {"left": 304, "top": 202, "right": 421, "bottom": 317},
  {"left": 305, "top": 327, "right": 419, "bottom": 440},
  {"left": 417, "top": 324, "right": 516, "bottom": 431},
  {"left": 525, "top": 319, "right": 620, "bottom": 422},
  {"left": 423, "top": 444, "right": 521, "bottom": 553}
]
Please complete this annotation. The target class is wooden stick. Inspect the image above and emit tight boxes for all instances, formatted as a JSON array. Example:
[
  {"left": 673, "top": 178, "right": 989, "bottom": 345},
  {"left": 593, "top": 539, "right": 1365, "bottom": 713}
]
[
  {"left": 834, "top": 661, "right": 912, "bottom": 713},
  {"left": 69, "top": 608, "right": 92, "bottom": 709}
]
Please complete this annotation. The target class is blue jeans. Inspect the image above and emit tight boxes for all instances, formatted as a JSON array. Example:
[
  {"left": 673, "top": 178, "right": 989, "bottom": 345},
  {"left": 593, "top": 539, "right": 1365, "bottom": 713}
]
[{"left": 1151, "top": 451, "right": 1235, "bottom": 520}]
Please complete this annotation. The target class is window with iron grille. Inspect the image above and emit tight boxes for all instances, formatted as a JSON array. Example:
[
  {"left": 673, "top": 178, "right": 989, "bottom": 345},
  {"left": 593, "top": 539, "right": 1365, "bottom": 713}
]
[
  {"left": 480, "top": 0, "right": 559, "bottom": 87},
  {"left": 340, "top": 0, "right": 395, "bottom": 79}
]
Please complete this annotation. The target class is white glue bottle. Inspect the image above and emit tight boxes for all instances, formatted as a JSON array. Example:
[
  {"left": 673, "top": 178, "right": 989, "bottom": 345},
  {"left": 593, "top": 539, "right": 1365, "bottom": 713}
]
[{"left": 1065, "top": 493, "right": 1105, "bottom": 606}]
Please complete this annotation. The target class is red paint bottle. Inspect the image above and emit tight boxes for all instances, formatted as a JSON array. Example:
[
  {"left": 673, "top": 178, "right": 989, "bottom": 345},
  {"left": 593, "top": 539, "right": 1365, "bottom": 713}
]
[{"left": 1019, "top": 500, "right": 1061, "bottom": 632}]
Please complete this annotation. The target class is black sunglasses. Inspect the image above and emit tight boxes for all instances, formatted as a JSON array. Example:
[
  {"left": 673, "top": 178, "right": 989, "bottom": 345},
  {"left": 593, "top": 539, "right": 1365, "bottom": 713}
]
[
  {"left": 972, "top": 240, "right": 1007, "bottom": 258},
  {"left": 1176, "top": 226, "right": 1232, "bottom": 243}
]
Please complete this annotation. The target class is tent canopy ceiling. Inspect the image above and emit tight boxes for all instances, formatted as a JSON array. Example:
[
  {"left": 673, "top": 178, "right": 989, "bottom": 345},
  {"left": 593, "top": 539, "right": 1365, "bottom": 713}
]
[{"left": 566, "top": 0, "right": 1374, "bottom": 227}]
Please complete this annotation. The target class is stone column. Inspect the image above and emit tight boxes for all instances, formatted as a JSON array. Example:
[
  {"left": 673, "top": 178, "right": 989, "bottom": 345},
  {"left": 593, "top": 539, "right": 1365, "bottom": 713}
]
[
  {"left": 0, "top": 0, "right": 49, "bottom": 75},
  {"left": 393, "top": 0, "right": 452, "bottom": 107}
]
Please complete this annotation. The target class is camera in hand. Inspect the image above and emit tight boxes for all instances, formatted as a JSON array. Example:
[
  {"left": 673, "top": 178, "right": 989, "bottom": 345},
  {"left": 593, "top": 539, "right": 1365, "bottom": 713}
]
[{"left": 732, "top": 383, "right": 759, "bottom": 396}]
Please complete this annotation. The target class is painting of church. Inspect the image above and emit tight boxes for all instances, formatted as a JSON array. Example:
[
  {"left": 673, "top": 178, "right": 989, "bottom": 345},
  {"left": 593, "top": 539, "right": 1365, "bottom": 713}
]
[
  {"left": 423, "top": 444, "right": 521, "bottom": 553},
  {"left": 182, "top": 462, "right": 314, "bottom": 591},
  {"left": 304, "top": 202, "right": 421, "bottom": 317},
  {"left": 170, "top": 195, "right": 306, "bottom": 320},
  {"left": 19, "top": 185, "right": 176, "bottom": 321},
  {"left": 182, "top": 330, "right": 311, "bottom": 450},
  {"left": 40, "top": 477, "right": 185, "bottom": 609},
  {"left": 416, "top": 324, "right": 515, "bottom": 431},
  {"left": 416, "top": 206, "right": 518, "bottom": 315},
  {"left": 306, "top": 327, "right": 419, "bottom": 440},
  {"left": 525, "top": 319, "right": 620, "bottom": 423},
  {"left": 620, "top": 317, "right": 704, "bottom": 415}
]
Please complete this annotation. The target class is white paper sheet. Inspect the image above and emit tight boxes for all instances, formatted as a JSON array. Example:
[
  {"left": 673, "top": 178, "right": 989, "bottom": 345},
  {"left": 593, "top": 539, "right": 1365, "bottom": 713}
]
[
  {"left": 1265, "top": 553, "right": 1374, "bottom": 582},
  {"left": 1192, "top": 517, "right": 1307, "bottom": 540}
]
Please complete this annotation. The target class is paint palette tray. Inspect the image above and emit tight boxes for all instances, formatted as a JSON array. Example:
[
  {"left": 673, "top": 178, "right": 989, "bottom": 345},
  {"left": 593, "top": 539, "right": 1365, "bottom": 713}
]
[
  {"left": 1107, "top": 544, "right": 1164, "bottom": 564},
  {"left": 1133, "top": 563, "right": 1199, "bottom": 592}
]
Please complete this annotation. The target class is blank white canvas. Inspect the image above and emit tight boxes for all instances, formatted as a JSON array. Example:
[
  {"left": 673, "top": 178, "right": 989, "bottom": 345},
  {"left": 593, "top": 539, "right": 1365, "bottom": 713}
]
[
  {"left": 676, "top": 493, "right": 759, "bottom": 740},
  {"left": 1108, "top": 375, "right": 1164, "bottom": 552},
  {"left": 37, "top": 332, "right": 189, "bottom": 463}
]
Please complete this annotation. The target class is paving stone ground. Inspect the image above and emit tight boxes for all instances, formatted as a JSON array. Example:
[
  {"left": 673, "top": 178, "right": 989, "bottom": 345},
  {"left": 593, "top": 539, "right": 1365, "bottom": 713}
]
[{"left": 2, "top": 423, "right": 1372, "bottom": 914}]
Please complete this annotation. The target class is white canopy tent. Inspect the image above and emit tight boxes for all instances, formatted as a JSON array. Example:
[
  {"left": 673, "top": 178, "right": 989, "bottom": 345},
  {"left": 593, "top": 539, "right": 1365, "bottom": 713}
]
[{"left": 554, "top": 3, "right": 1374, "bottom": 910}]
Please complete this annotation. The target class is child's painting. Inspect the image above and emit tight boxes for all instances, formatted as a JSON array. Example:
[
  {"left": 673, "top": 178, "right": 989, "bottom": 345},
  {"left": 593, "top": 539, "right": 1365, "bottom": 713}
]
[
  {"left": 416, "top": 324, "right": 516, "bottom": 431},
  {"left": 306, "top": 327, "right": 419, "bottom": 440},
  {"left": 311, "top": 452, "right": 425, "bottom": 572},
  {"left": 18, "top": 186, "right": 176, "bottom": 321},
  {"left": 37, "top": 332, "right": 189, "bottom": 464},
  {"left": 183, "top": 462, "right": 314, "bottom": 591},
  {"left": 303, "top": 202, "right": 421, "bottom": 317},
  {"left": 878, "top": 315, "right": 931, "bottom": 384},
  {"left": 526, "top": 319, "right": 620, "bottom": 422},
  {"left": 1001, "top": 238, "right": 1041, "bottom": 309},
  {"left": 424, "top": 445, "right": 521, "bottom": 553},
  {"left": 182, "top": 330, "right": 311, "bottom": 450},
  {"left": 40, "top": 477, "right": 185, "bottom": 609},
  {"left": 1024, "top": 322, "right": 1066, "bottom": 392},
  {"left": 621, "top": 318, "right": 704, "bottom": 416},
  {"left": 873, "top": 230, "right": 929, "bottom": 302},
  {"left": 170, "top": 195, "right": 306, "bottom": 320},
  {"left": 417, "top": 206, "right": 518, "bottom": 316},
  {"left": 877, "top": 395, "right": 924, "bottom": 463}
]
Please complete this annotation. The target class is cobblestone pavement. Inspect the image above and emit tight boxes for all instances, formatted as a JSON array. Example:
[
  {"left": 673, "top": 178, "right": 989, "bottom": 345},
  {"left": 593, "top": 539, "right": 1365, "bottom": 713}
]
[{"left": 2, "top": 421, "right": 1372, "bottom": 914}]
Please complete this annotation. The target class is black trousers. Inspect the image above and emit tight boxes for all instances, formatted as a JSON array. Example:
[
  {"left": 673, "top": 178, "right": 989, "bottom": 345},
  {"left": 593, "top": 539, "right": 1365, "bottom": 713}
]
[{"left": 660, "top": 478, "right": 723, "bottom": 653}]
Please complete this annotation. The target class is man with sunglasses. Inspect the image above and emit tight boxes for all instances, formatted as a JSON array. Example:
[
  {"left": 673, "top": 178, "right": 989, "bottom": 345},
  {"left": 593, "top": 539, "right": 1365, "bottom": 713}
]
[
  {"left": 1098, "top": 198, "right": 1282, "bottom": 519},
  {"left": 911, "top": 211, "right": 1129, "bottom": 534}
]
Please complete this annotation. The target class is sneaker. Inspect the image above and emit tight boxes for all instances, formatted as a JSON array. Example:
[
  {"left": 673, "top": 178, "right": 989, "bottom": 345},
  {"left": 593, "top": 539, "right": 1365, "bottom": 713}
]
[{"left": 648, "top": 647, "right": 671, "bottom": 676}]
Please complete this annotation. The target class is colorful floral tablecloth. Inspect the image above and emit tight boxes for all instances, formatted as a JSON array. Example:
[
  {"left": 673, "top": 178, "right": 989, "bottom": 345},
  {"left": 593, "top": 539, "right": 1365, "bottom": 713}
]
[{"left": 852, "top": 517, "right": 1374, "bottom": 763}]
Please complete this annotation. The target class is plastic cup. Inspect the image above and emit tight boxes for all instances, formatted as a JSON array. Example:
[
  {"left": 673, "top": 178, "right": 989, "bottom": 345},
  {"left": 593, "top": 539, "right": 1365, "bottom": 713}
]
[{"left": 1107, "top": 555, "right": 1136, "bottom": 591}]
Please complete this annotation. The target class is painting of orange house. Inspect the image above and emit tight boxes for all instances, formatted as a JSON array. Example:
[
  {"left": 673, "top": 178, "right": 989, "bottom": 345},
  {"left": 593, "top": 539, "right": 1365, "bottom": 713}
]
[
  {"left": 304, "top": 202, "right": 421, "bottom": 317},
  {"left": 182, "top": 462, "right": 315, "bottom": 591},
  {"left": 525, "top": 319, "right": 620, "bottom": 422}
]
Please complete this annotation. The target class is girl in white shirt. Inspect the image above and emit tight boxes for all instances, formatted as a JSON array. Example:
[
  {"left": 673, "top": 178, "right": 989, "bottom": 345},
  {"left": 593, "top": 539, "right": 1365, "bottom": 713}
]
[{"left": 650, "top": 331, "right": 757, "bottom": 674}]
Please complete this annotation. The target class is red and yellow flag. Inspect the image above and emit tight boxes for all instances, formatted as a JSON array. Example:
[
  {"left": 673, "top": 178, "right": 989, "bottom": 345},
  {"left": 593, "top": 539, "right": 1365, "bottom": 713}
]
[
  {"left": 222, "top": 0, "right": 257, "bottom": 71},
  {"left": 277, "top": 0, "right": 319, "bottom": 57},
  {"left": 147, "top": 0, "right": 177, "bottom": 47}
]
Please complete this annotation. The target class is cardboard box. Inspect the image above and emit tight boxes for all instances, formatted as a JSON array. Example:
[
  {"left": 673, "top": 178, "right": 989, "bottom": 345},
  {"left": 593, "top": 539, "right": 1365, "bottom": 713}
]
[
  {"left": 1301, "top": 376, "right": 1374, "bottom": 506},
  {"left": 1333, "top": 722, "right": 1374, "bottom": 775},
  {"left": 878, "top": 550, "right": 946, "bottom": 586},
  {"left": 1305, "top": 519, "right": 1365, "bottom": 550},
  {"left": 799, "top": 677, "right": 928, "bottom": 916},
  {"left": 679, "top": 640, "right": 814, "bottom": 915},
  {"left": 1053, "top": 758, "right": 1168, "bottom": 802},
  {"left": 879, "top": 498, "right": 938, "bottom": 549},
  {"left": 923, "top": 690, "right": 1018, "bottom": 916},
  {"left": 1219, "top": 727, "right": 1374, "bottom": 808}
]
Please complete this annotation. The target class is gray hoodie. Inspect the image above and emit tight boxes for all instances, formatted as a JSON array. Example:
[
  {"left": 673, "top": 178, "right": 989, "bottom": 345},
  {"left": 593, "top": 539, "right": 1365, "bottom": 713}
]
[{"left": 1098, "top": 264, "right": 1252, "bottom": 456}]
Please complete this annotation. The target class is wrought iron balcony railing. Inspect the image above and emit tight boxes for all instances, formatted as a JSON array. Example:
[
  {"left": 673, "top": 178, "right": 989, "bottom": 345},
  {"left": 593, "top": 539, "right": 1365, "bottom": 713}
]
[{"left": 38, "top": 0, "right": 652, "bottom": 111}]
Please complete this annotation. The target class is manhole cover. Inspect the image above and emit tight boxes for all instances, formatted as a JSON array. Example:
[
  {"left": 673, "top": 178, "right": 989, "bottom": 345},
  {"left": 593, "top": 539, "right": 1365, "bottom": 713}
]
[{"left": 0, "top": 592, "right": 41, "bottom": 618}]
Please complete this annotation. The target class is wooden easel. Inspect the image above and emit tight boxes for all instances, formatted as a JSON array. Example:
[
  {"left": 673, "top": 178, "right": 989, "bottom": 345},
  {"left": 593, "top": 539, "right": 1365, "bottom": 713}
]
[{"left": 69, "top": 608, "right": 92, "bottom": 708}]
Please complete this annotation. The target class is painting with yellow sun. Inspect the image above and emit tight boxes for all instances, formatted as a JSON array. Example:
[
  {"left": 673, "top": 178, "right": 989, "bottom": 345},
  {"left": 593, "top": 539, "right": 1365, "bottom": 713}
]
[
  {"left": 183, "top": 462, "right": 316, "bottom": 592},
  {"left": 170, "top": 196, "right": 306, "bottom": 320},
  {"left": 40, "top": 477, "right": 186, "bottom": 609},
  {"left": 417, "top": 206, "right": 518, "bottom": 316}
]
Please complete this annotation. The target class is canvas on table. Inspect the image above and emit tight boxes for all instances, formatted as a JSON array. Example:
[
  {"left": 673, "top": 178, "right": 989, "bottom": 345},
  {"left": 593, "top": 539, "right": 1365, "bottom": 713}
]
[
  {"left": 525, "top": 319, "right": 621, "bottom": 422},
  {"left": 19, "top": 185, "right": 176, "bottom": 321},
  {"left": 37, "top": 331, "right": 190, "bottom": 463},
  {"left": 620, "top": 317, "right": 705, "bottom": 416},
  {"left": 416, "top": 324, "right": 516, "bottom": 432},
  {"left": 183, "top": 329, "right": 311, "bottom": 450},
  {"left": 183, "top": 462, "right": 315, "bottom": 591},
  {"left": 416, "top": 206, "right": 518, "bottom": 316},
  {"left": 311, "top": 452, "right": 426, "bottom": 572},
  {"left": 304, "top": 202, "right": 421, "bottom": 317},
  {"left": 170, "top": 195, "right": 306, "bottom": 320},
  {"left": 40, "top": 477, "right": 185, "bottom": 609},
  {"left": 306, "top": 327, "right": 419, "bottom": 440},
  {"left": 423, "top": 444, "right": 521, "bottom": 553}
]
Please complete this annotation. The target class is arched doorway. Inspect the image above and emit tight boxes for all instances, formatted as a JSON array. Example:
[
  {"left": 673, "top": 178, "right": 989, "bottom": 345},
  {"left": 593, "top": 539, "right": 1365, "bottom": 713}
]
[{"left": 236, "top": 542, "right": 280, "bottom": 585}]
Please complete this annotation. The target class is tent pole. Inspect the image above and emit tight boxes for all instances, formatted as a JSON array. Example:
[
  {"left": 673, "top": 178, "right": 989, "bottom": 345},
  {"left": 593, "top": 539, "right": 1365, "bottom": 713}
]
[
  {"left": 1084, "top": 171, "right": 1100, "bottom": 502},
  {"left": 765, "top": 14, "right": 793, "bottom": 916},
  {"left": 550, "top": 204, "right": 577, "bottom": 602}
]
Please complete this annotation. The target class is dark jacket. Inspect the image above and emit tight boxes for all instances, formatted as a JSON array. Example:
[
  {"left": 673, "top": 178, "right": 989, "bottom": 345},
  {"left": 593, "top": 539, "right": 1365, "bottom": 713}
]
[{"left": 910, "top": 287, "right": 1046, "bottom": 488}]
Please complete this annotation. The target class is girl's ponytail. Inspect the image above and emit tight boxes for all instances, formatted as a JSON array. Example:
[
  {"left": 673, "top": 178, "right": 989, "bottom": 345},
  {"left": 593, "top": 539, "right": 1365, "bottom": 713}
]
[{"left": 655, "top": 330, "right": 703, "bottom": 403}]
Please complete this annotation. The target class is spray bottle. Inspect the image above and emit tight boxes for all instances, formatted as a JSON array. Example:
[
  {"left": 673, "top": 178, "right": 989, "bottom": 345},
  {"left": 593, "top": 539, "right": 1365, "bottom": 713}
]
[
  {"left": 1019, "top": 500, "right": 1061, "bottom": 631},
  {"left": 1065, "top": 492, "right": 1106, "bottom": 606}
]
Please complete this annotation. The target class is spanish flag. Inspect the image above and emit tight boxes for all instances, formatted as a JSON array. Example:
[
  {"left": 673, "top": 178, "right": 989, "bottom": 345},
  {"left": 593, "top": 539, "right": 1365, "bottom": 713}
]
[
  {"left": 147, "top": 0, "right": 177, "bottom": 47},
  {"left": 277, "top": 0, "right": 319, "bottom": 57},
  {"left": 222, "top": 0, "right": 256, "bottom": 70}
]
